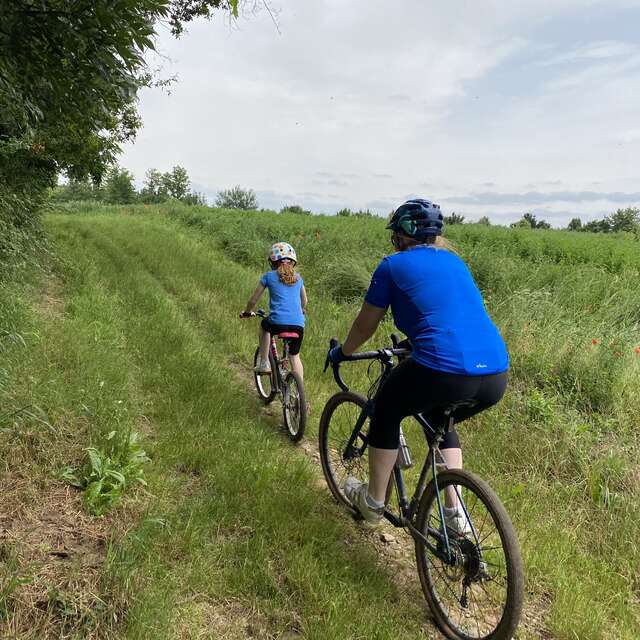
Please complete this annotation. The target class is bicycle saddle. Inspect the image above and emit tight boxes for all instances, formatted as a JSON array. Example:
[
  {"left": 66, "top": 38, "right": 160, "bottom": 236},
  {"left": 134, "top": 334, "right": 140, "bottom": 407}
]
[{"left": 278, "top": 332, "right": 300, "bottom": 339}]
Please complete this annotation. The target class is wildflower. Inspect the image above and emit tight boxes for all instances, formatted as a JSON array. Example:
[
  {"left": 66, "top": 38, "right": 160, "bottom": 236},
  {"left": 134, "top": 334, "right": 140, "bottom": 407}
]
[
  {"left": 591, "top": 339, "right": 599, "bottom": 345},
  {"left": 634, "top": 346, "right": 640, "bottom": 354}
]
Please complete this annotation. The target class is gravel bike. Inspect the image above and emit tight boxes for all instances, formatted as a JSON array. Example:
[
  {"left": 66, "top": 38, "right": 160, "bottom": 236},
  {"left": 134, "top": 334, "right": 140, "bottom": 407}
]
[
  {"left": 319, "top": 337, "right": 523, "bottom": 640},
  {"left": 243, "top": 309, "right": 306, "bottom": 442}
]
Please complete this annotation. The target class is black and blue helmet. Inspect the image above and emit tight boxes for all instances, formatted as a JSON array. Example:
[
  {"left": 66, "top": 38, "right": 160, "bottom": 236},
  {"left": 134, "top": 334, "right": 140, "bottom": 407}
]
[{"left": 386, "top": 198, "right": 444, "bottom": 239}]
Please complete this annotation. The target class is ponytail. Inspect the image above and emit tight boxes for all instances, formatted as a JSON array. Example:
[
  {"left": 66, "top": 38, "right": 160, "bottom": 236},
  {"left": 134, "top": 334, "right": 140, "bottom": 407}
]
[{"left": 277, "top": 261, "right": 299, "bottom": 285}]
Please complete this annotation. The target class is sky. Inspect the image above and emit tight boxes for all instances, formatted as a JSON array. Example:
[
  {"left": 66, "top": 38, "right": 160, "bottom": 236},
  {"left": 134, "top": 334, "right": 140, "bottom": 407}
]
[{"left": 120, "top": 0, "right": 640, "bottom": 226}]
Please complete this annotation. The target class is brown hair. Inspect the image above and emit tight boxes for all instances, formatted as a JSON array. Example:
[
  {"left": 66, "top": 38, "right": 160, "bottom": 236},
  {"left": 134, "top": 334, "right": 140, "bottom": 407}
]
[{"left": 276, "top": 260, "right": 299, "bottom": 285}]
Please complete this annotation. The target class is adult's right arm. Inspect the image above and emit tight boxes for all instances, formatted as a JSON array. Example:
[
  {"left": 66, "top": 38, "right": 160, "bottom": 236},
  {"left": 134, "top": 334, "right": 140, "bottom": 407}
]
[
  {"left": 342, "top": 302, "right": 387, "bottom": 355},
  {"left": 342, "top": 259, "right": 392, "bottom": 355}
]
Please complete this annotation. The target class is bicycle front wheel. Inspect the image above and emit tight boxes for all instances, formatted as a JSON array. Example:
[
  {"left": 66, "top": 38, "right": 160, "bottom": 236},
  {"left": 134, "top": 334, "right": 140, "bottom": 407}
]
[
  {"left": 318, "top": 391, "right": 370, "bottom": 512},
  {"left": 282, "top": 371, "right": 306, "bottom": 442},
  {"left": 415, "top": 469, "right": 523, "bottom": 640},
  {"left": 253, "top": 347, "right": 276, "bottom": 404}
]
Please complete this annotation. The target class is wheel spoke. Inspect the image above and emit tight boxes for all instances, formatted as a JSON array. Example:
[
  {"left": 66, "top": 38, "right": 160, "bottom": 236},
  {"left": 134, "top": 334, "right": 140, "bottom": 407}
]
[{"left": 415, "top": 473, "right": 519, "bottom": 639}]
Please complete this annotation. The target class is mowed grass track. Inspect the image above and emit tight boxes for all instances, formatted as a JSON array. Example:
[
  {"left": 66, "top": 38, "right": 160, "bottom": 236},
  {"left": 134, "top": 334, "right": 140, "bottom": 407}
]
[
  {"left": 45, "top": 213, "right": 435, "bottom": 639},
  {"left": 44, "top": 209, "right": 640, "bottom": 639}
]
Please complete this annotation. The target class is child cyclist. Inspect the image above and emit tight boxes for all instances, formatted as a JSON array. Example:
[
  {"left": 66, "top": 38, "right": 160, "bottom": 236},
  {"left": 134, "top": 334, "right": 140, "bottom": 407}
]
[{"left": 240, "top": 242, "right": 307, "bottom": 382}]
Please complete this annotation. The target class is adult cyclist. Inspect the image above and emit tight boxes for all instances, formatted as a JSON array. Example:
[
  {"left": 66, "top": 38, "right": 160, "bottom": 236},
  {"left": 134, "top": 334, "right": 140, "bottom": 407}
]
[{"left": 328, "top": 199, "right": 509, "bottom": 532}]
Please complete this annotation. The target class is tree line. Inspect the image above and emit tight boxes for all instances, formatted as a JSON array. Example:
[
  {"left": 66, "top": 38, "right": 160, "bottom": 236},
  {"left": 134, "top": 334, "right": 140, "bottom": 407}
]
[
  {"left": 443, "top": 209, "right": 639, "bottom": 233},
  {"left": 52, "top": 166, "right": 206, "bottom": 206}
]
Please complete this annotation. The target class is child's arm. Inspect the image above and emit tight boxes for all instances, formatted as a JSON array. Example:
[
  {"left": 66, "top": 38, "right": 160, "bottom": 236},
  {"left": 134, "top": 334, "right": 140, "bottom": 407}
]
[
  {"left": 242, "top": 283, "right": 266, "bottom": 316},
  {"left": 300, "top": 285, "right": 308, "bottom": 315}
]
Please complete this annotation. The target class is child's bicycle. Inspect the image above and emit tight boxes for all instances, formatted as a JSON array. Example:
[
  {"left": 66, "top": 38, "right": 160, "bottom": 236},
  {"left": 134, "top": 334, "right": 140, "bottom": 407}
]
[
  {"left": 320, "top": 336, "right": 523, "bottom": 640},
  {"left": 244, "top": 309, "right": 306, "bottom": 442}
]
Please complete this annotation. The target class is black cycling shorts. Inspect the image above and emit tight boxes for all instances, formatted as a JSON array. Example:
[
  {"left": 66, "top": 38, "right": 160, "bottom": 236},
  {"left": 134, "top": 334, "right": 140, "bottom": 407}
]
[
  {"left": 261, "top": 318, "right": 304, "bottom": 355},
  {"left": 369, "top": 357, "right": 507, "bottom": 450}
]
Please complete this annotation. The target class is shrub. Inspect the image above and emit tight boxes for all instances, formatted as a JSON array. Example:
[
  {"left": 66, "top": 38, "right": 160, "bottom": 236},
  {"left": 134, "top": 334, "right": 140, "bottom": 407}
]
[
  {"left": 280, "top": 204, "right": 311, "bottom": 215},
  {"left": 215, "top": 186, "right": 258, "bottom": 210}
]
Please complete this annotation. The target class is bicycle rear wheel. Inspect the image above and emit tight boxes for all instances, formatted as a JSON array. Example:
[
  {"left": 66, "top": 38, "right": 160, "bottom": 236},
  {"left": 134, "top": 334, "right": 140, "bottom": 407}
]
[
  {"left": 253, "top": 347, "right": 276, "bottom": 404},
  {"left": 318, "top": 392, "right": 370, "bottom": 513},
  {"left": 414, "top": 469, "right": 523, "bottom": 640},
  {"left": 283, "top": 371, "right": 306, "bottom": 442}
]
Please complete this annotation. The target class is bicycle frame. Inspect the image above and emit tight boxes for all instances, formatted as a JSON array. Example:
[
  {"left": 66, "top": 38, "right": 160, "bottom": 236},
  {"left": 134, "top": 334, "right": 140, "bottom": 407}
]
[
  {"left": 253, "top": 309, "right": 292, "bottom": 395},
  {"left": 268, "top": 335, "right": 293, "bottom": 391},
  {"left": 342, "top": 397, "right": 459, "bottom": 561},
  {"left": 327, "top": 342, "right": 479, "bottom": 564}
]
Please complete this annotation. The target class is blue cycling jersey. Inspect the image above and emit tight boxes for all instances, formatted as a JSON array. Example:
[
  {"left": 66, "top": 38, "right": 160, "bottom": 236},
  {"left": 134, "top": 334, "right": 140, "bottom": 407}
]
[
  {"left": 365, "top": 246, "right": 508, "bottom": 375},
  {"left": 260, "top": 270, "right": 305, "bottom": 327}
]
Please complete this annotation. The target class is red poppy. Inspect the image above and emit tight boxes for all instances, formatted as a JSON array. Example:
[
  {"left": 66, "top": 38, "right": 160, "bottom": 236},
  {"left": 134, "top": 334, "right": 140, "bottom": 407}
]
[
  {"left": 591, "top": 339, "right": 599, "bottom": 345},
  {"left": 634, "top": 347, "right": 640, "bottom": 354}
]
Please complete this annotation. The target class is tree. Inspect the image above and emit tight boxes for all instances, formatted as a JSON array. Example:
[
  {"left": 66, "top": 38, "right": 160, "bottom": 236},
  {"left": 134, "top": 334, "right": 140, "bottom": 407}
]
[
  {"left": 511, "top": 212, "right": 550, "bottom": 229},
  {"left": 477, "top": 216, "right": 491, "bottom": 225},
  {"left": 50, "top": 178, "right": 101, "bottom": 203},
  {"left": 215, "top": 186, "right": 258, "bottom": 210},
  {"left": 567, "top": 217, "right": 582, "bottom": 231},
  {"left": 162, "top": 166, "right": 190, "bottom": 200},
  {"left": 140, "top": 169, "right": 168, "bottom": 203},
  {"left": 444, "top": 212, "right": 465, "bottom": 225},
  {"left": 606, "top": 207, "right": 640, "bottom": 233},
  {"left": 336, "top": 208, "right": 352, "bottom": 217},
  {"left": 104, "top": 167, "right": 136, "bottom": 204},
  {"left": 582, "top": 218, "right": 611, "bottom": 233}
]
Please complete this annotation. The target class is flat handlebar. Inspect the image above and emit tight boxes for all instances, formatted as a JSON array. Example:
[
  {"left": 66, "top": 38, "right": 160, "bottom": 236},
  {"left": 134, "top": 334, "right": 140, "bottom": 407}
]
[{"left": 240, "top": 308, "right": 267, "bottom": 319}]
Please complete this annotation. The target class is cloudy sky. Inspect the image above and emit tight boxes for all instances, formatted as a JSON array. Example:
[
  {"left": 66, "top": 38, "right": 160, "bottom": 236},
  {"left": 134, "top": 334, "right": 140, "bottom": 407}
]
[{"left": 120, "top": 0, "right": 640, "bottom": 226}]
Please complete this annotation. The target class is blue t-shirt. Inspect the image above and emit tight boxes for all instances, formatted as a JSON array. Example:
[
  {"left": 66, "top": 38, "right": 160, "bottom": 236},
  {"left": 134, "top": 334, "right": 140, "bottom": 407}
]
[
  {"left": 260, "top": 270, "right": 305, "bottom": 327},
  {"left": 365, "top": 246, "right": 508, "bottom": 375}
]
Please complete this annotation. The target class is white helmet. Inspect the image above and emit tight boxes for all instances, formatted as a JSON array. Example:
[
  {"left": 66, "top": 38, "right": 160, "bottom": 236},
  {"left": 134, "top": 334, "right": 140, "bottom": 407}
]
[{"left": 269, "top": 242, "right": 297, "bottom": 264}]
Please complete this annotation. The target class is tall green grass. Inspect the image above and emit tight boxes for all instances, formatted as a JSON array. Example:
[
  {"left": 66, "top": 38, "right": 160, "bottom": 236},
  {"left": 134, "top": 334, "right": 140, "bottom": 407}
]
[
  {"left": 16, "top": 203, "right": 638, "bottom": 639},
  {"left": 75, "top": 203, "right": 638, "bottom": 640}
]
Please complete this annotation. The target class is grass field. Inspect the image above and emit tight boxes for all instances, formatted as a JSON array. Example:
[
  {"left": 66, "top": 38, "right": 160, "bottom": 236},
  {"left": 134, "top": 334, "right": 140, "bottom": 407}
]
[{"left": 1, "top": 203, "right": 639, "bottom": 639}]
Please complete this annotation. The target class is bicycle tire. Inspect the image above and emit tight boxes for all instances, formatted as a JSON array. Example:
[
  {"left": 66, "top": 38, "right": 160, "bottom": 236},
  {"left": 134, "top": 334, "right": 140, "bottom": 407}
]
[
  {"left": 414, "top": 469, "right": 523, "bottom": 640},
  {"left": 319, "top": 391, "right": 371, "bottom": 513},
  {"left": 253, "top": 346, "right": 277, "bottom": 404},
  {"left": 282, "top": 371, "right": 306, "bottom": 442}
]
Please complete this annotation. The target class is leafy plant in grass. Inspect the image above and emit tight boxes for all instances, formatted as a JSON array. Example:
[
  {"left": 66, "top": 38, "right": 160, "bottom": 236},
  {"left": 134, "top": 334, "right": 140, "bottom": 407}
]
[{"left": 62, "top": 429, "right": 149, "bottom": 516}]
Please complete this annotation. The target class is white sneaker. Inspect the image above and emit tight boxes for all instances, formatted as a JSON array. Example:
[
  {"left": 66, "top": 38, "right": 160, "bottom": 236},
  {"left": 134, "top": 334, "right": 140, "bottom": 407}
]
[
  {"left": 342, "top": 477, "right": 384, "bottom": 524},
  {"left": 443, "top": 506, "right": 473, "bottom": 537},
  {"left": 254, "top": 358, "right": 271, "bottom": 375}
]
